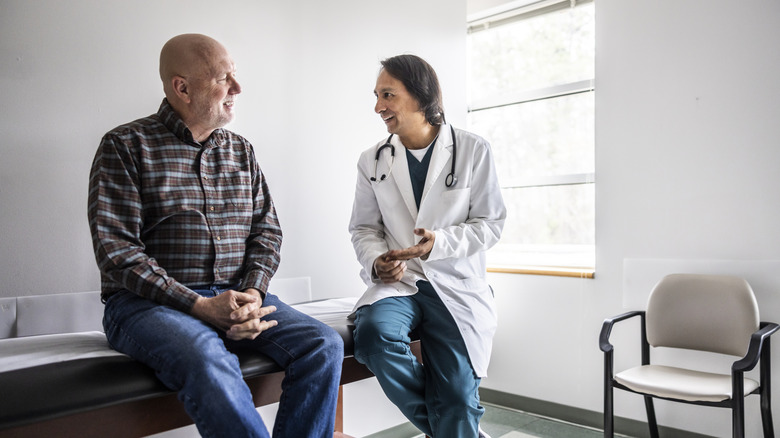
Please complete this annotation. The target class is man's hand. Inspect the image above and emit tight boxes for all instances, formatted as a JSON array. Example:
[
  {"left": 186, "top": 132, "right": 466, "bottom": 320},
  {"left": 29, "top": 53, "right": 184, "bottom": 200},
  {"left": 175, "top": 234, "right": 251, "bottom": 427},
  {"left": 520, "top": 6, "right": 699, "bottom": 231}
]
[
  {"left": 374, "top": 228, "right": 436, "bottom": 284},
  {"left": 374, "top": 253, "right": 407, "bottom": 284},
  {"left": 191, "top": 289, "right": 277, "bottom": 340},
  {"left": 385, "top": 228, "right": 435, "bottom": 261}
]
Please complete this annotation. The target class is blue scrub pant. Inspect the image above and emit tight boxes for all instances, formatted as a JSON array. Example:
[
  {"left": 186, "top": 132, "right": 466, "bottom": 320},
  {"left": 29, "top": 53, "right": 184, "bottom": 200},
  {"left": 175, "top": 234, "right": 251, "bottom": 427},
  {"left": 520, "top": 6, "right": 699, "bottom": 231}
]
[
  {"left": 353, "top": 281, "right": 483, "bottom": 438},
  {"left": 103, "top": 287, "right": 343, "bottom": 438}
]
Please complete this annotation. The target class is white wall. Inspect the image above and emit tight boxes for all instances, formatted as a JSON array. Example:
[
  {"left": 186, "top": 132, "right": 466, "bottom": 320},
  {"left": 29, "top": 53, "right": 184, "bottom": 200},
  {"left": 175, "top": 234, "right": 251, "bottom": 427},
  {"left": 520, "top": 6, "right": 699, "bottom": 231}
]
[
  {"left": 467, "top": 0, "right": 538, "bottom": 18},
  {"left": 480, "top": 1, "right": 780, "bottom": 437},
  {"left": 4, "top": 0, "right": 780, "bottom": 437},
  {"left": 0, "top": 0, "right": 466, "bottom": 300},
  {"left": 0, "top": 0, "right": 464, "bottom": 435}
]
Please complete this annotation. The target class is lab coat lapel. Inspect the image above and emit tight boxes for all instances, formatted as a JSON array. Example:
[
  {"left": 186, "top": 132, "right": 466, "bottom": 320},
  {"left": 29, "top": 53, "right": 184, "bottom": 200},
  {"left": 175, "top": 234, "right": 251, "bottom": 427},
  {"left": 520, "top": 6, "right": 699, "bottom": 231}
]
[
  {"left": 421, "top": 124, "right": 452, "bottom": 204},
  {"left": 390, "top": 136, "right": 418, "bottom": 220}
]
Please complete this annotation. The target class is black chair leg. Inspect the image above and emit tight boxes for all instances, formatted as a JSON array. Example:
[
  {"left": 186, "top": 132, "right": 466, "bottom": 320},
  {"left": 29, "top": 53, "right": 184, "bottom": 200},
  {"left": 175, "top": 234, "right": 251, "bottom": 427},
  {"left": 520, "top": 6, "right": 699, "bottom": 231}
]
[
  {"left": 761, "top": 389, "right": 774, "bottom": 438},
  {"left": 760, "top": 337, "right": 773, "bottom": 437},
  {"left": 733, "top": 398, "right": 745, "bottom": 438},
  {"left": 604, "top": 381, "right": 614, "bottom": 437},
  {"left": 644, "top": 396, "right": 659, "bottom": 438},
  {"left": 761, "top": 406, "right": 774, "bottom": 438},
  {"left": 604, "top": 350, "right": 614, "bottom": 438}
]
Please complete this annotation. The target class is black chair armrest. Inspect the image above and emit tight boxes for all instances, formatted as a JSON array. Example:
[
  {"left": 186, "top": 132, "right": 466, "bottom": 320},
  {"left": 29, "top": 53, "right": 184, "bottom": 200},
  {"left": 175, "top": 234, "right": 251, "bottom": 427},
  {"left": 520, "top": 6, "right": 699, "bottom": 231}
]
[
  {"left": 733, "top": 321, "right": 780, "bottom": 372},
  {"left": 599, "top": 310, "right": 644, "bottom": 353}
]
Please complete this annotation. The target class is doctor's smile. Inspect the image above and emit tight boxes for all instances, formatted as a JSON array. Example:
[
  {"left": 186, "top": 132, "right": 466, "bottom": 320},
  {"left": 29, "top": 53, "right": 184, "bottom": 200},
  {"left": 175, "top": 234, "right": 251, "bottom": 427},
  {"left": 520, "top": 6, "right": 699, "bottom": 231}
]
[{"left": 373, "top": 68, "right": 438, "bottom": 148}]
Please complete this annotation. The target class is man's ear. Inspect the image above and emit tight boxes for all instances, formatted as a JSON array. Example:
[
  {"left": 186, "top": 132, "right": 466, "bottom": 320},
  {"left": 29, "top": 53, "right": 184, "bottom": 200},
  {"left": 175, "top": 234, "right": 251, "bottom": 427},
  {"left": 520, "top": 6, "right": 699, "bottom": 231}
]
[{"left": 171, "top": 76, "right": 191, "bottom": 103}]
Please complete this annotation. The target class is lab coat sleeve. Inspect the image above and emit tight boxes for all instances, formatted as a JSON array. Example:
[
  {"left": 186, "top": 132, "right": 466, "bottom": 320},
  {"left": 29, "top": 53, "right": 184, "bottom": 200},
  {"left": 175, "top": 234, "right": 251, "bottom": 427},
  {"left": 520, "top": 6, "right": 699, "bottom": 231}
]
[
  {"left": 426, "top": 137, "right": 506, "bottom": 261},
  {"left": 349, "top": 150, "right": 387, "bottom": 284}
]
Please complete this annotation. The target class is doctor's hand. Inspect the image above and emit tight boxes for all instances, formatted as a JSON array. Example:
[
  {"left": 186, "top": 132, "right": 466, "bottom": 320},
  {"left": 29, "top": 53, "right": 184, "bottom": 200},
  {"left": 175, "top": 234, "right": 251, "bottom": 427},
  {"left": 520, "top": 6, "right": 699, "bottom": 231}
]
[
  {"left": 384, "top": 228, "right": 435, "bottom": 262},
  {"left": 191, "top": 289, "right": 278, "bottom": 340},
  {"left": 374, "top": 253, "right": 407, "bottom": 284}
]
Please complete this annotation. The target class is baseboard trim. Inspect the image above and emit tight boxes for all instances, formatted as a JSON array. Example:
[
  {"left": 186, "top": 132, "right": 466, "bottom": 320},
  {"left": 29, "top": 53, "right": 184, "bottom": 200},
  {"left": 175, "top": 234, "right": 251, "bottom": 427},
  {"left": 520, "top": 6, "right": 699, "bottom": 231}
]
[
  {"left": 479, "top": 388, "right": 715, "bottom": 438},
  {"left": 363, "top": 421, "right": 422, "bottom": 438}
]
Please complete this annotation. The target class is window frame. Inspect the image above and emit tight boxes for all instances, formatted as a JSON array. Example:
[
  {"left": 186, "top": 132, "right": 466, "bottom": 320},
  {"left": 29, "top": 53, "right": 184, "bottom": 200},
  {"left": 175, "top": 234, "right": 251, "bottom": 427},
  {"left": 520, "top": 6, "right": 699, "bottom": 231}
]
[{"left": 467, "top": 0, "right": 596, "bottom": 278}]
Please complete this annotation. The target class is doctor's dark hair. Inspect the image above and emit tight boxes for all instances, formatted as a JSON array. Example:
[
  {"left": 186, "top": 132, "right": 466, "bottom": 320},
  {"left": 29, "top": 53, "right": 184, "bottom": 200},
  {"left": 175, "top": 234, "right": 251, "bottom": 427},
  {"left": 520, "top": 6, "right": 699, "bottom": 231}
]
[{"left": 380, "top": 54, "right": 445, "bottom": 126}]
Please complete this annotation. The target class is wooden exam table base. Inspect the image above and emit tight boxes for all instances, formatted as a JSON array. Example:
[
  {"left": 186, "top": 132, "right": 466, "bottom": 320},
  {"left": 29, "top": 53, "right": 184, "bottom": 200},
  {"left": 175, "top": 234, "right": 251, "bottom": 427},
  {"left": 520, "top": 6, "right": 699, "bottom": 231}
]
[{"left": 0, "top": 346, "right": 421, "bottom": 438}]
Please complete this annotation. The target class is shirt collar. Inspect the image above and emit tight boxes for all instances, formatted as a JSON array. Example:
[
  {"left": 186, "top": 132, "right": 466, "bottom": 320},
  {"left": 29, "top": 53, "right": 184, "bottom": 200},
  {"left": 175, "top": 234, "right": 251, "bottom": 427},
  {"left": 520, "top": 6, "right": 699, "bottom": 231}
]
[{"left": 157, "top": 98, "right": 227, "bottom": 148}]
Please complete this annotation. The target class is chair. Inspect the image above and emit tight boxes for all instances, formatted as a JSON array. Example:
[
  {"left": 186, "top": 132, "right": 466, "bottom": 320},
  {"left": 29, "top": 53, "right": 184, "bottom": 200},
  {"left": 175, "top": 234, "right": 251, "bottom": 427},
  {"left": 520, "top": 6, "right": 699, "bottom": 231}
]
[{"left": 599, "top": 273, "right": 778, "bottom": 438}]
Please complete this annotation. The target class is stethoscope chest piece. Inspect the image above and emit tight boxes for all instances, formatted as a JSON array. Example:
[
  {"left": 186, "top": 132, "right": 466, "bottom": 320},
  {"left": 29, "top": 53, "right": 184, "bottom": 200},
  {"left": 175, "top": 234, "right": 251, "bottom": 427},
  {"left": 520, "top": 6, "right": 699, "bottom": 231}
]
[
  {"left": 443, "top": 125, "right": 458, "bottom": 187},
  {"left": 445, "top": 172, "right": 457, "bottom": 188}
]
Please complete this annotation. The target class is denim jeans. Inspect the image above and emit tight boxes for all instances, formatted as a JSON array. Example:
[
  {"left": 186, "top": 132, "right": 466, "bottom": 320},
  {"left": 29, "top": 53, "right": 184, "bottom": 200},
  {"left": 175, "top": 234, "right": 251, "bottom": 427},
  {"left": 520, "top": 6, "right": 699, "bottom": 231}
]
[
  {"left": 103, "top": 286, "right": 343, "bottom": 438},
  {"left": 353, "top": 281, "right": 484, "bottom": 438}
]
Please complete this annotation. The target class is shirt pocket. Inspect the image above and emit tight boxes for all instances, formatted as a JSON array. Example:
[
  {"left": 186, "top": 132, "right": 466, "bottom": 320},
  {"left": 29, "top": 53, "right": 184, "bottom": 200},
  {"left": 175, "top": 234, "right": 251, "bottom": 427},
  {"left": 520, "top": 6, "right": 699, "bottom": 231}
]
[{"left": 218, "top": 169, "right": 253, "bottom": 225}]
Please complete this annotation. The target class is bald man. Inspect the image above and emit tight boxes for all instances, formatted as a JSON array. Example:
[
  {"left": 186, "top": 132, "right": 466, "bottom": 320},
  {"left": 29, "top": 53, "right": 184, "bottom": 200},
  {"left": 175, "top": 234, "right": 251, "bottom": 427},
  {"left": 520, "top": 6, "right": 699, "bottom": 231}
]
[{"left": 88, "top": 34, "right": 343, "bottom": 437}]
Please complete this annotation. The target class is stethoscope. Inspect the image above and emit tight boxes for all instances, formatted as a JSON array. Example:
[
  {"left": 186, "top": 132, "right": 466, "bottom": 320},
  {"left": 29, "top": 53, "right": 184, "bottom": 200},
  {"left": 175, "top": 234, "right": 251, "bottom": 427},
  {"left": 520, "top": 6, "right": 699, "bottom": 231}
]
[{"left": 370, "top": 125, "right": 458, "bottom": 188}]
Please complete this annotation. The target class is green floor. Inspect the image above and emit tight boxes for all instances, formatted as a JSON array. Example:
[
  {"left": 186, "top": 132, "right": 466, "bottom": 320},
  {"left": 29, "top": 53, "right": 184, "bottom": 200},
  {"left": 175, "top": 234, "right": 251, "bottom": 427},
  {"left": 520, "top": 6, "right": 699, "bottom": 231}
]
[
  {"left": 478, "top": 403, "right": 618, "bottom": 438},
  {"left": 368, "top": 402, "right": 632, "bottom": 438}
]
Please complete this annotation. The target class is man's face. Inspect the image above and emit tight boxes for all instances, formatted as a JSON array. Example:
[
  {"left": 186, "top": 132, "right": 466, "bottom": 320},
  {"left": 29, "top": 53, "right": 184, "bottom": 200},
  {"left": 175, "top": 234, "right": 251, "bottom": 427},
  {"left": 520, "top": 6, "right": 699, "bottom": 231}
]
[
  {"left": 373, "top": 69, "right": 426, "bottom": 140},
  {"left": 188, "top": 47, "right": 241, "bottom": 133}
]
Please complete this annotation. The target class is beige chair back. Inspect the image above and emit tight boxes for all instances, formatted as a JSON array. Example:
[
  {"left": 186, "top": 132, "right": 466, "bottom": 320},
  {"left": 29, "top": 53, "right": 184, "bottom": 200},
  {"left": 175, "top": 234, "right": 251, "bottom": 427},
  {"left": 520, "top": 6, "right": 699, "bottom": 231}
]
[{"left": 646, "top": 273, "right": 760, "bottom": 357}]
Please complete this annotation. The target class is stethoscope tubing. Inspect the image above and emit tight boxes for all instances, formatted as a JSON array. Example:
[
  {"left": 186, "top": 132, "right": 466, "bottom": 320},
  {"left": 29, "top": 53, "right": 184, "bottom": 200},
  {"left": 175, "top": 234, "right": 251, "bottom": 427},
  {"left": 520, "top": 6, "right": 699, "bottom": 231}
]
[{"left": 370, "top": 125, "right": 457, "bottom": 188}]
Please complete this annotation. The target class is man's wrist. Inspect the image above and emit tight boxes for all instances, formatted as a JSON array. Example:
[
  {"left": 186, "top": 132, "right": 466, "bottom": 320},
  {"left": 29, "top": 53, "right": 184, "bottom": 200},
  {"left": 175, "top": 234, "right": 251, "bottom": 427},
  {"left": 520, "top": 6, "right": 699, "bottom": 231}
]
[
  {"left": 243, "top": 287, "right": 265, "bottom": 300},
  {"left": 372, "top": 258, "right": 383, "bottom": 281},
  {"left": 189, "top": 295, "right": 207, "bottom": 319}
]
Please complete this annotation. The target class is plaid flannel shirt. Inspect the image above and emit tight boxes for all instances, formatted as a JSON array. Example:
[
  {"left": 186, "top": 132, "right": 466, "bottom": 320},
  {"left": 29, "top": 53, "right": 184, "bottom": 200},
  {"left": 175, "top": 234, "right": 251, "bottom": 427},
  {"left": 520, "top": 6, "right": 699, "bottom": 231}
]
[{"left": 88, "top": 99, "right": 282, "bottom": 312}]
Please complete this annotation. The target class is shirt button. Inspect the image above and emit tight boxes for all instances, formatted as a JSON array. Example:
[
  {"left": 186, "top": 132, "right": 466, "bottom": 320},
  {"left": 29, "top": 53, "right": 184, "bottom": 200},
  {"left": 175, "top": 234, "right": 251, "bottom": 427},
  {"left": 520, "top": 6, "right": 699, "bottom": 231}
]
[
  {"left": 216, "top": 236, "right": 221, "bottom": 241},
  {"left": 210, "top": 206, "right": 215, "bottom": 211}
]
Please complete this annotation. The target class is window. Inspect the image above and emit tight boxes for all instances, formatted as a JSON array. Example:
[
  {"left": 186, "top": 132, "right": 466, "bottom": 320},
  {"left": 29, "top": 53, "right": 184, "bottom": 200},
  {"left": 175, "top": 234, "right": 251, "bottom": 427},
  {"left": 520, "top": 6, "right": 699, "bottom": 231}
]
[{"left": 467, "top": 0, "right": 595, "bottom": 277}]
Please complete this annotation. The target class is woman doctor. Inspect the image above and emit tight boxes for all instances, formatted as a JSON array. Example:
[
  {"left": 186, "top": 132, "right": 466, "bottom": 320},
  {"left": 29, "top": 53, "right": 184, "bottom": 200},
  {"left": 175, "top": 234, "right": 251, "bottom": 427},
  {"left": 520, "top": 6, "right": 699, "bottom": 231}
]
[{"left": 349, "top": 54, "right": 506, "bottom": 438}]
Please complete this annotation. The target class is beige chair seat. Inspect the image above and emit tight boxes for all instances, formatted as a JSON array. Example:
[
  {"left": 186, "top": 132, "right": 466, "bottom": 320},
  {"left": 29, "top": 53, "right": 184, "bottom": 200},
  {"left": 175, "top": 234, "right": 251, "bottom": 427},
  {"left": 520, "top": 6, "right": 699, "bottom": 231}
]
[{"left": 616, "top": 364, "right": 759, "bottom": 403}]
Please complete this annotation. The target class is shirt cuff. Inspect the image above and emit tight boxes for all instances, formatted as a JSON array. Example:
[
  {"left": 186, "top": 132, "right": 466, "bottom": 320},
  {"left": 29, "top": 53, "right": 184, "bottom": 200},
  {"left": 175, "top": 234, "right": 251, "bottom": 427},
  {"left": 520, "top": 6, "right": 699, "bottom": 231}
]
[{"left": 240, "top": 271, "right": 270, "bottom": 299}]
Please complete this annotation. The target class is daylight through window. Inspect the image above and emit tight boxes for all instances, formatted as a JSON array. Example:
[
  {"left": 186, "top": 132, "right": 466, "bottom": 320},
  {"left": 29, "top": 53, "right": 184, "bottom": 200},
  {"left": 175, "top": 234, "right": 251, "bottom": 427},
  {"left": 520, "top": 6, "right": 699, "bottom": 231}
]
[{"left": 467, "top": 0, "right": 596, "bottom": 276}]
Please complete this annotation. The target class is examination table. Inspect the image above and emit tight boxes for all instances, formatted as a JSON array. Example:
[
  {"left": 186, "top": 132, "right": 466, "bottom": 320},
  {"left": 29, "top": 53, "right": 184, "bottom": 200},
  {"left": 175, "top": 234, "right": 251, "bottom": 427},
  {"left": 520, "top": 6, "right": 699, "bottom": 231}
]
[{"left": 0, "top": 281, "right": 418, "bottom": 437}]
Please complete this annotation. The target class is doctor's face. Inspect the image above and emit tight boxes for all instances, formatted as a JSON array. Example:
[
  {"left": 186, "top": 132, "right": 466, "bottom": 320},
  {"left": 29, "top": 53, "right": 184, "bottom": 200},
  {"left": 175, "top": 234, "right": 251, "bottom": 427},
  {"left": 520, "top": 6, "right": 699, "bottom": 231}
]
[{"left": 374, "top": 69, "right": 427, "bottom": 141}]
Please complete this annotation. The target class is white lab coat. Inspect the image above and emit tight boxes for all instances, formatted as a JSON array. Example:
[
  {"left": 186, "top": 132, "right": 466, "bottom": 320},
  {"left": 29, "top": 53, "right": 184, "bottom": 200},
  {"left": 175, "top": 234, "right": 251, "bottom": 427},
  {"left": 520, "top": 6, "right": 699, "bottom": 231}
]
[{"left": 349, "top": 123, "right": 506, "bottom": 377}]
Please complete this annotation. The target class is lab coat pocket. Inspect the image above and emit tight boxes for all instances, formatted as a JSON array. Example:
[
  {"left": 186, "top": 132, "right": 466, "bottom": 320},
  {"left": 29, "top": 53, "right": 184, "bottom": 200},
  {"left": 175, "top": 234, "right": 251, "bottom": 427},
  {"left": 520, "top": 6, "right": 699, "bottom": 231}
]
[
  {"left": 438, "top": 187, "right": 471, "bottom": 223},
  {"left": 438, "top": 277, "right": 496, "bottom": 332}
]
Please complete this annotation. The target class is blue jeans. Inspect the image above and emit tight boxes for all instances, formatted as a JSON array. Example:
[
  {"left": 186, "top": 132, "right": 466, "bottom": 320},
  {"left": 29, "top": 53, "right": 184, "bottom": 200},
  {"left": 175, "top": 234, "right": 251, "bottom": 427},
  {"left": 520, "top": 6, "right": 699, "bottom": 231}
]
[
  {"left": 353, "top": 281, "right": 484, "bottom": 438},
  {"left": 103, "top": 287, "right": 343, "bottom": 438}
]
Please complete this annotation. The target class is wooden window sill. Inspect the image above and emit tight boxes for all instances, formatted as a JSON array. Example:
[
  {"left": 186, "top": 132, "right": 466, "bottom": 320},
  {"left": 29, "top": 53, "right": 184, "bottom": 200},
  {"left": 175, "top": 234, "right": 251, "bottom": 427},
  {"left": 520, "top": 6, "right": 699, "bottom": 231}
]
[{"left": 487, "top": 265, "right": 595, "bottom": 278}]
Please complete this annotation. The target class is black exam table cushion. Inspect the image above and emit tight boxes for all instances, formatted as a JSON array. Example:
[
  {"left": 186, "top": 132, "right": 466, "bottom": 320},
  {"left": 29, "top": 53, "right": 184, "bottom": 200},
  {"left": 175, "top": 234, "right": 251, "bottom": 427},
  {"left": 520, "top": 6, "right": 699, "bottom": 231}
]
[{"left": 0, "top": 320, "right": 357, "bottom": 430}]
